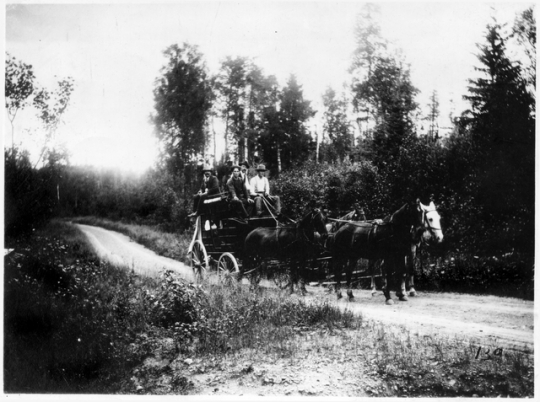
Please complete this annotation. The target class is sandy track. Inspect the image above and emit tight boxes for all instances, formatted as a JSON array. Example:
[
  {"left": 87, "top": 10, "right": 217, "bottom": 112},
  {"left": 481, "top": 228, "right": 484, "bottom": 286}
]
[
  {"left": 75, "top": 224, "right": 193, "bottom": 281},
  {"left": 76, "top": 224, "right": 534, "bottom": 353},
  {"left": 309, "top": 287, "right": 534, "bottom": 353}
]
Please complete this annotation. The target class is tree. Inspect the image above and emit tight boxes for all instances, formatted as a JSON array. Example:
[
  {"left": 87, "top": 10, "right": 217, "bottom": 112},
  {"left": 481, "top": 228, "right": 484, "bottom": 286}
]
[
  {"left": 321, "top": 87, "right": 353, "bottom": 162},
  {"left": 511, "top": 6, "right": 536, "bottom": 103},
  {"left": 350, "top": 3, "right": 387, "bottom": 131},
  {"left": 462, "top": 22, "right": 535, "bottom": 253},
  {"left": 5, "top": 53, "right": 36, "bottom": 153},
  {"left": 350, "top": 5, "right": 418, "bottom": 166},
  {"left": 151, "top": 43, "right": 214, "bottom": 194},
  {"left": 214, "top": 56, "right": 249, "bottom": 161},
  {"left": 425, "top": 90, "right": 440, "bottom": 142},
  {"left": 361, "top": 56, "right": 419, "bottom": 164},
  {"left": 262, "top": 75, "right": 315, "bottom": 173},
  {"left": 244, "top": 66, "right": 279, "bottom": 163},
  {"left": 33, "top": 77, "right": 75, "bottom": 168}
]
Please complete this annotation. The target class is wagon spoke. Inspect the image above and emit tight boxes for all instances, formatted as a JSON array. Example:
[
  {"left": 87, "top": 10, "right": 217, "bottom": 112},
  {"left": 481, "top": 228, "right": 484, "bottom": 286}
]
[{"left": 190, "top": 240, "right": 208, "bottom": 282}]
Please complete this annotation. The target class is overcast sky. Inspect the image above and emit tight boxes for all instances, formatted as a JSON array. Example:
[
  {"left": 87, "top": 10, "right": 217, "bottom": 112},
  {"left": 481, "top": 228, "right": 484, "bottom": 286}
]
[{"left": 4, "top": 1, "right": 533, "bottom": 173}]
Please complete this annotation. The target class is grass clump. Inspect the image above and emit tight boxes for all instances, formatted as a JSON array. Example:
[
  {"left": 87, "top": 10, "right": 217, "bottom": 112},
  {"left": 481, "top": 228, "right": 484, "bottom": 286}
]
[
  {"left": 146, "top": 274, "right": 358, "bottom": 356},
  {"left": 362, "top": 324, "right": 534, "bottom": 397}
]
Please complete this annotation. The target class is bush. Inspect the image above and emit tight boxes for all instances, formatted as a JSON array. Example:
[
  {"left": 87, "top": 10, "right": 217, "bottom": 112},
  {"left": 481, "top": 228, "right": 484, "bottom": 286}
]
[
  {"left": 414, "top": 251, "right": 533, "bottom": 300},
  {"left": 4, "top": 221, "right": 153, "bottom": 392},
  {"left": 273, "top": 160, "right": 388, "bottom": 218}
]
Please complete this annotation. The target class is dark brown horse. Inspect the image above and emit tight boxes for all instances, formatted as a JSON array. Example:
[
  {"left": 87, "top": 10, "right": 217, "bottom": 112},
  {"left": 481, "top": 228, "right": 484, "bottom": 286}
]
[
  {"left": 324, "top": 206, "right": 368, "bottom": 298},
  {"left": 325, "top": 204, "right": 367, "bottom": 233},
  {"left": 330, "top": 200, "right": 443, "bottom": 304},
  {"left": 242, "top": 208, "right": 328, "bottom": 294},
  {"left": 368, "top": 200, "right": 444, "bottom": 298}
]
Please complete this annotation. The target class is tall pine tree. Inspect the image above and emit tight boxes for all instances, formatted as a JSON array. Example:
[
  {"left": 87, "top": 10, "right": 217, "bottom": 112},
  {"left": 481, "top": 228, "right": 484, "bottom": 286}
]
[{"left": 463, "top": 23, "right": 535, "bottom": 253}]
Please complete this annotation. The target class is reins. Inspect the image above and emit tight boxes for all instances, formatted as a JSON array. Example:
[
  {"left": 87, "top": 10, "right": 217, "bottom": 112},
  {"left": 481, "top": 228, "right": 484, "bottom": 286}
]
[{"left": 328, "top": 217, "right": 385, "bottom": 228}]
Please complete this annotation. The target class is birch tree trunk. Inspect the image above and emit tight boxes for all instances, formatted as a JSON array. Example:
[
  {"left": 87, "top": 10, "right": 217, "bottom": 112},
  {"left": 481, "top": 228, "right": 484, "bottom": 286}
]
[{"left": 276, "top": 141, "right": 281, "bottom": 173}]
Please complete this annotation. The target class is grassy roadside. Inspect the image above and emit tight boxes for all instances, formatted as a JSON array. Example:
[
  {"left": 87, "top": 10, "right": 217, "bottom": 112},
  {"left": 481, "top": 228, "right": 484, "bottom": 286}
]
[
  {"left": 68, "top": 216, "right": 192, "bottom": 262},
  {"left": 3, "top": 219, "right": 534, "bottom": 396}
]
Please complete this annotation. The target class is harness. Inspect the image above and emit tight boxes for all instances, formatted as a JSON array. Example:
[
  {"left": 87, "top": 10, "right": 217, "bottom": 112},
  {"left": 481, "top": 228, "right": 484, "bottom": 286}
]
[
  {"left": 422, "top": 208, "right": 442, "bottom": 232},
  {"left": 274, "top": 209, "right": 325, "bottom": 251}
]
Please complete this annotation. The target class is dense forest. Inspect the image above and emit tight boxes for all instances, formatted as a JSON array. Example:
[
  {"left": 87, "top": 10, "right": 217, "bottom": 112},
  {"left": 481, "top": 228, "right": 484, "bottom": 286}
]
[{"left": 5, "top": 6, "right": 535, "bottom": 296}]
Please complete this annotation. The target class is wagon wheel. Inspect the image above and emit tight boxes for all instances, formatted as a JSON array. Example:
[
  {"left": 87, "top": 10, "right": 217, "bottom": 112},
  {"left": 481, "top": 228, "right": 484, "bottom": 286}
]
[
  {"left": 217, "top": 253, "right": 239, "bottom": 285},
  {"left": 189, "top": 240, "right": 208, "bottom": 282}
]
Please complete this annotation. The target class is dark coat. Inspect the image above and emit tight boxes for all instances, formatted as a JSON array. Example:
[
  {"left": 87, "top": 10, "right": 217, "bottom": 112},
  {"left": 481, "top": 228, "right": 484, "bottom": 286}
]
[
  {"left": 226, "top": 176, "right": 249, "bottom": 199},
  {"left": 201, "top": 175, "right": 220, "bottom": 195}
]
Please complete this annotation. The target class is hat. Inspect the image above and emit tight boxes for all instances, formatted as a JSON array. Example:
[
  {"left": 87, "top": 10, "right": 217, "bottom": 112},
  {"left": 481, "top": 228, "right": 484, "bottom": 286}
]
[
  {"left": 202, "top": 164, "right": 213, "bottom": 173},
  {"left": 256, "top": 164, "right": 267, "bottom": 171},
  {"left": 230, "top": 165, "right": 241, "bottom": 173},
  {"left": 226, "top": 159, "right": 233, "bottom": 165},
  {"left": 239, "top": 161, "right": 250, "bottom": 169}
]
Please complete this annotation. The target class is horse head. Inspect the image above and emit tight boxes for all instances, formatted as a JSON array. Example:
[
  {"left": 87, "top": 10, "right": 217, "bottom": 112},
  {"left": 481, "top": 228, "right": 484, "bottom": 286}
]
[
  {"left": 417, "top": 199, "right": 444, "bottom": 244},
  {"left": 353, "top": 203, "right": 367, "bottom": 221},
  {"left": 298, "top": 208, "right": 328, "bottom": 242}
]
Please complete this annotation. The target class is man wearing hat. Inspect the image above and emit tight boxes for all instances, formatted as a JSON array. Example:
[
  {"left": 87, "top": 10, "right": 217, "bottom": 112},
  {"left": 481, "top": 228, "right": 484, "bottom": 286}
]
[
  {"left": 189, "top": 164, "right": 220, "bottom": 217},
  {"left": 220, "top": 159, "right": 234, "bottom": 190},
  {"left": 239, "top": 160, "right": 252, "bottom": 194},
  {"left": 226, "top": 164, "right": 254, "bottom": 219},
  {"left": 250, "top": 164, "right": 281, "bottom": 217}
]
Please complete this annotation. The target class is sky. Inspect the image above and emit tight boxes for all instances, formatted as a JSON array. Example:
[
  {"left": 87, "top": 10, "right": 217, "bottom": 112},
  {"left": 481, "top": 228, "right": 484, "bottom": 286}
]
[{"left": 4, "top": 1, "right": 534, "bottom": 174}]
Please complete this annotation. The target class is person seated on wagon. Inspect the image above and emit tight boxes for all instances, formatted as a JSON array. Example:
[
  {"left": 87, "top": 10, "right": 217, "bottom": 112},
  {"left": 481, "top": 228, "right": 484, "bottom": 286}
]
[
  {"left": 226, "top": 165, "right": 254, "bottom": 219},
  {"left": 220, "top": 159, "right": 233, "bottom": 191},
  {"left": 189, "top": 164, "right": 220, "bottom": 217},
  {"left": 239, "top": 160, "right": 252, "bottom": 194},
  {"left": 249, "top": 164, "right": 281, "bottom": 217}
]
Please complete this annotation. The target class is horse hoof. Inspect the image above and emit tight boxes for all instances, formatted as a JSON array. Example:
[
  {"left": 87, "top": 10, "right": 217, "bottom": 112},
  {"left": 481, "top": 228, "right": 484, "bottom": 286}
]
[
  {"left": 409, "top": 290, "right": 417, "bottom": 297},
  {"left": 371, "top": 292, "right": 377, "bottom": 297},
  {"left": 385, "top": 299, "right": 394, "bottom": 305},
  {"left": 347, "top": 290, "right": 354, "bottom": 299},
  {"left": 337, "top": 292, "right": 343, "bottom": 300},
  {"left": 399, "top": 296, "right": 408, "bottom": 302}
]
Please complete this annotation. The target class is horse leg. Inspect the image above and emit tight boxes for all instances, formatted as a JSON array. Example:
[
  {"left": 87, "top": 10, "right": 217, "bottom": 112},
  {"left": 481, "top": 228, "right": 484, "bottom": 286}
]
[
  {"left": 239, "top": 255, "right": 248, "bottom": 283},
  {"left": 395, "top": 256, "right": 408, "bottom": 302},
  {"left": 333, "top": 256, "right": 343, "bottom": 299},
  {"left": 382, "top": 257, "right": 393, "bottom": 305},
  {"left": 298, "top": 258, "right": 309, "bottom": 295},
  {"left": 369, "top": 259, "right": 378, "bottom": 297},
  {"left": 289, "top": 260, "right": 298, "bottom": 295},
  {"left": 408, "top": 247, "right": 418, "bottom": 297},
  {"left": 346, "top": 259, "right": 355, "bottom": 300}
]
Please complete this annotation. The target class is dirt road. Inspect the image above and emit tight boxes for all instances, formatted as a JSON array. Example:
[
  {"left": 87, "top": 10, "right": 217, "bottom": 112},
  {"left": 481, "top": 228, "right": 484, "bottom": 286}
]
[
  {"left": 310, "top": 287, "right": 534, "bottom": 353},
  {"left": 75, "top": 224, "right": 194, "bottom": 281},
  {"left": 77, "top": 224, "right": 534, "bottom": 354}
]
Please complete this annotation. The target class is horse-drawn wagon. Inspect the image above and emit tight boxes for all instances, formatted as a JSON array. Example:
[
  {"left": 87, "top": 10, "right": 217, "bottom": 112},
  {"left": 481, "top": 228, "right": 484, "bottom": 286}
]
[{"left": 186, "top": 193, "right": 330, "bottom": 292}]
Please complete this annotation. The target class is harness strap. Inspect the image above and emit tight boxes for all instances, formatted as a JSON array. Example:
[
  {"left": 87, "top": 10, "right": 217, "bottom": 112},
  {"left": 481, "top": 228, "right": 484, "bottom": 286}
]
[{"left": 261, "top": 196, "right": 279, "bottom": 222}]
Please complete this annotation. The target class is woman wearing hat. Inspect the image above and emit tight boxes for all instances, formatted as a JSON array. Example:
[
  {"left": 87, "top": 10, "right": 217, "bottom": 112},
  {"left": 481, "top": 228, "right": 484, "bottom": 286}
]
[
  {"left": 189, "top": 165, "right": 220, "bottom": 217},
  {"left": 250, "top": 164, "right": 281, "bottom": 217}
]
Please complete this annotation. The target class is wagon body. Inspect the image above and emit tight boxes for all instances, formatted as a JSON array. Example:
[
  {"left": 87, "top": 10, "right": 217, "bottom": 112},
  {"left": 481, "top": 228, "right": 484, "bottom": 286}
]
[
  {"left": 186, "top": 193, "right": 332, "bottom": 286},
  {"left": 187, "top": 193, "right": 281, "bottom": 281}
]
